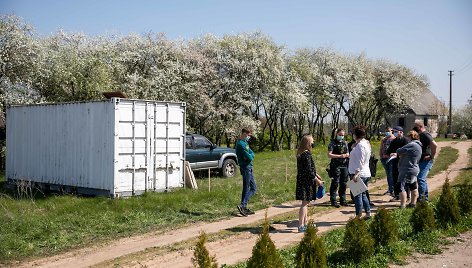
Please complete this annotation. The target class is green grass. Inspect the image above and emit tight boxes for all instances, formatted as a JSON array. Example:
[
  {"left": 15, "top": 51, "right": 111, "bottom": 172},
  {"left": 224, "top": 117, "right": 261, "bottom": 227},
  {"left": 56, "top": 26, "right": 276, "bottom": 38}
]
[
  {"left": 0, "top": 140, "right": 464, "bottom": 263},
  {"left": 230, "top": 142, "right": 472, "bottom": 268},
  {"left": 429, "top": 146, "right": 459, "bottom": 177},
  {"left": 0, "top": 145, "right": 317, "bottom": 263},
  {"left": 451, "top": 147, "right": 472, "bottom": 186}
]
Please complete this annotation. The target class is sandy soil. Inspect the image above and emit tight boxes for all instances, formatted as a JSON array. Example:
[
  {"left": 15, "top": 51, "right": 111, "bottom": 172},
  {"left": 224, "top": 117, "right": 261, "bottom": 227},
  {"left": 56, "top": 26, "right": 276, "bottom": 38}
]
[
  {"left": 16, "top": 141, "right": 471, "bottom": 268},
  {"left": 390, "top": 230, "right": 472, "bottom": 268}
]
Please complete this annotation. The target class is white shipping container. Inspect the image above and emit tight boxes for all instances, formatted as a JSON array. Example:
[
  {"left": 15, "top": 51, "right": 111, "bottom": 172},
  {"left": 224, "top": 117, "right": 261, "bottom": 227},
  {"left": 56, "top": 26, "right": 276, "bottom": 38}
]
[{"left": 6, "top": 98, "right": 186, "bottom": 197}]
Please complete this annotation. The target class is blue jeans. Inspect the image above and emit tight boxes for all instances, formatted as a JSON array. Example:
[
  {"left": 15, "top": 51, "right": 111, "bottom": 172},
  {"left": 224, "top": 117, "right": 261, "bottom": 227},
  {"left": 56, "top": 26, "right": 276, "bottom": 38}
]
[
  {"left": 240, "top": 166, "right": 257, "bottom": 208},
  {"left": 418, "top": 160, "right": 433, "bottom": 201},
  {"left": 353, "top": 176, "right": 371, "bottom": 216},
  {"left": 381, "top": 158, "right": 394, "bottom": 194}
]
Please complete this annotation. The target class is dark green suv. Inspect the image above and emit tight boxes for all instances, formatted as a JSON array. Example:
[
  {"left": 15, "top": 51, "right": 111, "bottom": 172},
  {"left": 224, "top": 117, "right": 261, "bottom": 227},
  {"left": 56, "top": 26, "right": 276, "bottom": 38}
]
[{"left": 185, "top": 134, "right": 238, "bottom": 177}]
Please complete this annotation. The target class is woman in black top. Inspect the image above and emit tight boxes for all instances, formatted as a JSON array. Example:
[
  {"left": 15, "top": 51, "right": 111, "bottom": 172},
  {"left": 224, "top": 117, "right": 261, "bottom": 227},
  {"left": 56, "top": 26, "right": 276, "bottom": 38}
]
[{"left": 296, "top": 134, "right": 323, "bottom": 232}]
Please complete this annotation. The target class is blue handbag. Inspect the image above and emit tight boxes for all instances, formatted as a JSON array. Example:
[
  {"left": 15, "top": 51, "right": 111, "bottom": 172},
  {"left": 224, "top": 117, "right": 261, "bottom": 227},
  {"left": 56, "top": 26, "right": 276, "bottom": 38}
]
[{"left": 316, "top": 185, "right": 325, "bottom": 199}]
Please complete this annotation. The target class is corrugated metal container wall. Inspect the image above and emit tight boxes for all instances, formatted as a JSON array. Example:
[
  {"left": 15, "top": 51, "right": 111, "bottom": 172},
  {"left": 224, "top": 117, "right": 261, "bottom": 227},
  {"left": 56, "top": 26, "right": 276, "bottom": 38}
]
[{"left": 6, "top": 98, "right": 186, "bottom": 197}]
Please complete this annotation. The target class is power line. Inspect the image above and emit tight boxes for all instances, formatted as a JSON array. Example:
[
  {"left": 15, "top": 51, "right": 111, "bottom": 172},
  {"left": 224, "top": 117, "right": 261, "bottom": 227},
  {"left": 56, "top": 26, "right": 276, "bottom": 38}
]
[
  {"left": 455, "top": 56, "right": 472, "bottom": 73},
  {"left": 456, "top": 60, "right": 472, "bottom": 73}
]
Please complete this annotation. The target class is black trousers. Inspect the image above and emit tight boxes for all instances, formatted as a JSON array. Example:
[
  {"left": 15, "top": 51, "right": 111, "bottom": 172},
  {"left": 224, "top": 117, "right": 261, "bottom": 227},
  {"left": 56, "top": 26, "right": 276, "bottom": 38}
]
[
  {"left": 330, "top": 165, "right": 349, "bottom": 204},
  {"left": 392, "top": 159, "right": 400, "bottom": 197}
]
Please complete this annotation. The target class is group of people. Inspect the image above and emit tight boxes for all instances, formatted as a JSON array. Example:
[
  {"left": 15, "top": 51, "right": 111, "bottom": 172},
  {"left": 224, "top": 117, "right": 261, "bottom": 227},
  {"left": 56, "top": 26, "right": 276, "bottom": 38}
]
[
  {"left": 380, "top": 122, "right": 437, "bottom": 207},
  {"left": 294, "top": 126, "right": 373, "bottom": 232},
  {"left": 233, "top": 122, "right": 436, "bottom": 233}
]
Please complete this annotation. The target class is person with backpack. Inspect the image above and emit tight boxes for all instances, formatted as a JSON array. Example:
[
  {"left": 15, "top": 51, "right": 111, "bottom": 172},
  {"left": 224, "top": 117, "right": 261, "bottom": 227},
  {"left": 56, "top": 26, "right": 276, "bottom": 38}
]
[
  {"left": 413, "top": 122, "right": 437, "bottom": 202},
  {"left": 327, "top": 128, "right": 350, "bottom": 207}
]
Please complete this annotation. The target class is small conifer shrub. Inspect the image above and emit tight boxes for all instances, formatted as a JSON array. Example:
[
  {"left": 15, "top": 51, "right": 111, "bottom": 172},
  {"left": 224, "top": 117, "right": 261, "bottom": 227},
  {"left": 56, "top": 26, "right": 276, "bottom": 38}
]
[
  {"left": 457, "top": 183, "right": 472, "bottom": 215},
  {"left": 435, "top": 178, "right": 460, "bottom": 227},
  {"left": 295, "top": 220, "right": 327, "bottom": 268},
  {"left": 410, "top": 200, "right": 436, "bottom": 233},
  {"left": 369, "top": 208, "right": 398, "bottom": 247},
  {"left": 247, "top": 212, "right": 284, "bottom": 268},
  {"left": 342, "top": 217, "right": 374, "bottom": 263},
  {"left": 192, "top": 232, "right": 218, "bottom": 268}
]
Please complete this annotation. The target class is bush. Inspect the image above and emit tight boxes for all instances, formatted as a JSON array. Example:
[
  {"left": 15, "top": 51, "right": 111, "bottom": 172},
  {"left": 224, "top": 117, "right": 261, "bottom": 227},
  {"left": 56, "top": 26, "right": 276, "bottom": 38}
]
[
  {"left": 369, "top": 208, "right": 398, "bottom": 247},
  {"left": 192, "top": 232, "right": 218, "bottom": 268},
  {"left": 435, "top": 178, "right": 460, "bottom": 227},
  {"left": 457, "top": 183, "right": 472, "bottom": 215},
  {"left": 295, "top": 220, "right": 327, "bottom": 268},
  {"left": 342, "top": 217, "right": 374, "bottom": 263},
  {"left": 247, "top": 213, "right": 284, "bottom": 268},
  {"left": 411, "top": 200, "right": 436, "bottom": 233}
]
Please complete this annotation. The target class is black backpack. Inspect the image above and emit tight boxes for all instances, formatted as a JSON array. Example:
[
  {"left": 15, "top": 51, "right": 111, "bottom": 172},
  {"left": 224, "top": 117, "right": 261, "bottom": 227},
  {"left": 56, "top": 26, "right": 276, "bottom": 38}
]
[{"left": 369, "top": 153, "right": 378, "bottom": 177}]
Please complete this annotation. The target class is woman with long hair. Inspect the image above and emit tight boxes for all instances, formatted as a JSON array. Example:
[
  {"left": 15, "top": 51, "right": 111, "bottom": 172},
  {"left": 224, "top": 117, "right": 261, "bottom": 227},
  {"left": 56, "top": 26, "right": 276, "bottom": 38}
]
[{"left": 296, "top": 134, "right": 323, "bottom": 232}]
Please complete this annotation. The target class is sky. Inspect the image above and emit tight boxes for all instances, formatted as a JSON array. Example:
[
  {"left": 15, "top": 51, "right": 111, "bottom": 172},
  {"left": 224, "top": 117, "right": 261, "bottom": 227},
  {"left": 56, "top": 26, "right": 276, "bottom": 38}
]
[{"left": 2, "top": 0, "right": 471, "bottom": 108}]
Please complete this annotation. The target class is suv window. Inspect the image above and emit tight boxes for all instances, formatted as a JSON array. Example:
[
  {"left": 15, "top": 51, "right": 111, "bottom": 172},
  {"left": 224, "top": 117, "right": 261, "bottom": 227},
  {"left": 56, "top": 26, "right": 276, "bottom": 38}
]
[
  {"left": 194, "top": 136, "right": 212, "bottom": 149},
  {"left": 185, "top": 136, "right": 193, "bottom": 149}
]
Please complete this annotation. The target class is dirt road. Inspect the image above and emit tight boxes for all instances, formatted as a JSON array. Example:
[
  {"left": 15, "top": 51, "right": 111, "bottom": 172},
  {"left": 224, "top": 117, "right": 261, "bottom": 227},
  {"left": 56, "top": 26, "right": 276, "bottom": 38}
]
[
  {"left": 19, "top": 141, "right": 471, "bottom": 268},
  {"left": 390, "top": 230, "right": 472, "bottom": 268}
]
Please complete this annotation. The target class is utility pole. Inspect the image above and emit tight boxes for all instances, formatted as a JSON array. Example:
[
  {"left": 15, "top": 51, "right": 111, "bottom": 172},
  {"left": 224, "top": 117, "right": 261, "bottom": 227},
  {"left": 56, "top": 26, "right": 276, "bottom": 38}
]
[{"left": 448, "top": 70, "right": 454, "bottom": 134}]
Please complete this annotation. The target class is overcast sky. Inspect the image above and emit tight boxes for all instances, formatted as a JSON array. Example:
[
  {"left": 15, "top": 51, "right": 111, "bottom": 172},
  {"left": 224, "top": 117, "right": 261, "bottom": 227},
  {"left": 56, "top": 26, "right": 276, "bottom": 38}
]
[{"left": 2, "top": 0, "right": 471, "bottom": 108}]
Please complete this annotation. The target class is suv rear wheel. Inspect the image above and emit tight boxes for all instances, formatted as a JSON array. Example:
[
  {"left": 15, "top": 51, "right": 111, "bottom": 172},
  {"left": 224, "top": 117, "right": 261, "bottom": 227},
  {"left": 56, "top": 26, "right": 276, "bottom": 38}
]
[{"left": 221, "top": 159, "right": 237, "bottom": 177}]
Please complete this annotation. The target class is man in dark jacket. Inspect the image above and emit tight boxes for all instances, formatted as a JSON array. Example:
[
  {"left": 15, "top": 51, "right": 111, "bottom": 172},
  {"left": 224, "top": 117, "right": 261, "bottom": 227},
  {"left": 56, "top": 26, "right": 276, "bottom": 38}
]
[{"left": 386, "top": 126, "right": 409, "bottom": 201}]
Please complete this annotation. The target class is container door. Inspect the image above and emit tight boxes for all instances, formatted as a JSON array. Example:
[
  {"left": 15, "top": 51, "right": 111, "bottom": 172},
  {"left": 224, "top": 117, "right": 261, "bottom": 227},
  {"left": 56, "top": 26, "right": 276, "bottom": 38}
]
[
  {"left": 151, "top": 103, "right": 185, "bottom": 191},
  {"left": 116, "top": 101, "right": 150, "bottom": 195}
]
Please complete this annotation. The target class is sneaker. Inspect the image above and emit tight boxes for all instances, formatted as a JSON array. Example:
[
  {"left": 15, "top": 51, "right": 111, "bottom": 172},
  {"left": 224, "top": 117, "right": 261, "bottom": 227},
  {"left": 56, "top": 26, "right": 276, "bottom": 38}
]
[
  {"left": 331, "top": 203, "right": 340, "bottom": 208},
  {"left": 237, "top": 205, "right": 247, "bottom": 216},
  {"left": 369, "top": 202, "right": 375, "bottom": 207},
  {"left": 244, "top": 208, "right": 255, "bottom": 215},
  {"left": 408, "top": 203, "right": 416, "bottom": 208},
  {"left": 340, "top": 202, "right": 348, "bottom": 207},
  {"left": 298, "top": 225, "right": 307, "bottom": 233},
  {"left": 389, "top": 197, "right": 399, "bottom": 202}
]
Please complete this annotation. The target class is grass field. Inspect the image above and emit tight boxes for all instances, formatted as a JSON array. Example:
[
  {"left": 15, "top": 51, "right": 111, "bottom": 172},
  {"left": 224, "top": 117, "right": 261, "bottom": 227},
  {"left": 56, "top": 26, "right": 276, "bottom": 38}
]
[{"left": 0, "top": 140, "right": 464, "bottom": 263}]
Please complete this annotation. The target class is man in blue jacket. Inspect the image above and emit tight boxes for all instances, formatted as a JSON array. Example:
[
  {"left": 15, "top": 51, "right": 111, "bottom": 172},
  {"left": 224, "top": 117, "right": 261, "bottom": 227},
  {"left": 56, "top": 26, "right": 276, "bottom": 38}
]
[{"left": 236, "top": 128, "right": 257, "bottom": 216}]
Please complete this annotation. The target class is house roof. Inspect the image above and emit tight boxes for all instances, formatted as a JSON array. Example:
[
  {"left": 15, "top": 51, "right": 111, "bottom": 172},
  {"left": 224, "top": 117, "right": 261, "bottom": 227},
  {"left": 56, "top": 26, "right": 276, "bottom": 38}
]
[{"left": 407, "top": 87, "right": 444, "bottom": 116}]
